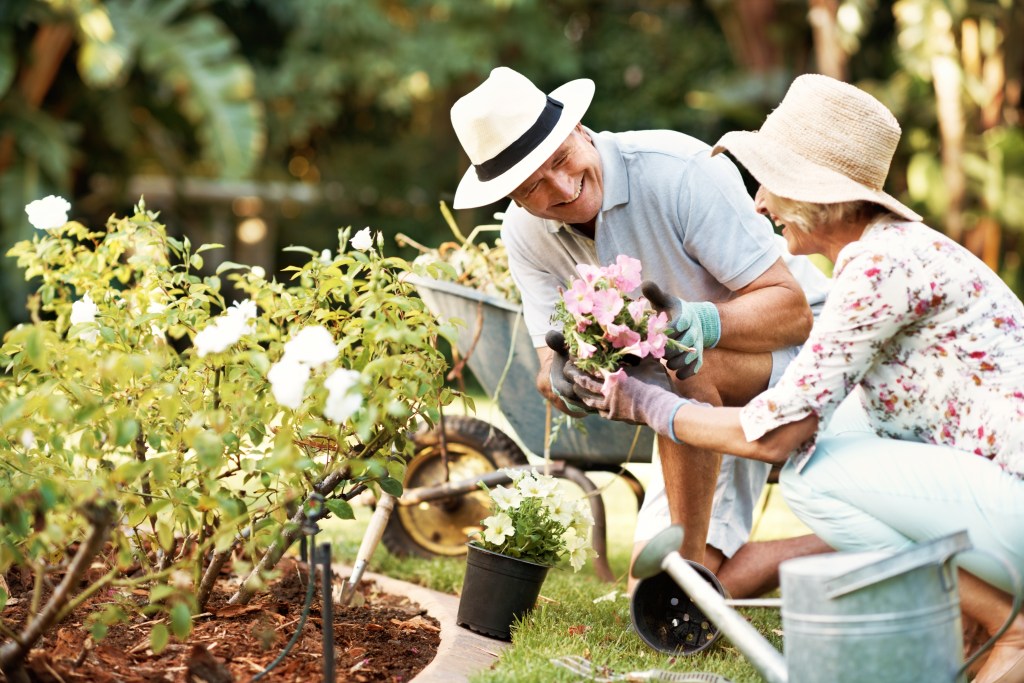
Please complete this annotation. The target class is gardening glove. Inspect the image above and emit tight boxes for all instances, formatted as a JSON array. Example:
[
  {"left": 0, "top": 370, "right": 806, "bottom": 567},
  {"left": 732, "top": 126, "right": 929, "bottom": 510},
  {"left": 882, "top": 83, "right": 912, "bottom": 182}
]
[
  {"left": 545, "top": 330, "right": 593, "bottom": 417},
  {"left": 567, "top": 363, "right": 689, "bottom": 442},
  {"left": 642, "top": 280, "right": 721, "bottom": 379}
]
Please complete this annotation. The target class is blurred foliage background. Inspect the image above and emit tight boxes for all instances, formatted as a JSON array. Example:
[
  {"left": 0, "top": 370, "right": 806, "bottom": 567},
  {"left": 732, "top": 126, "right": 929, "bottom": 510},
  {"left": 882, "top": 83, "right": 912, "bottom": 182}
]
[{"left": 1, "top": 0, "right": 1022, "bottom": 335}]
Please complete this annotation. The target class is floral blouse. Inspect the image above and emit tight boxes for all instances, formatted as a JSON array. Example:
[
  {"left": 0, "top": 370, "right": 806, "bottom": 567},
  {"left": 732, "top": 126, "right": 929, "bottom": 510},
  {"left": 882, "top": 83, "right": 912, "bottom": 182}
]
[{"left": 740, "top": 215, "right": 1024, "bottom": 478}]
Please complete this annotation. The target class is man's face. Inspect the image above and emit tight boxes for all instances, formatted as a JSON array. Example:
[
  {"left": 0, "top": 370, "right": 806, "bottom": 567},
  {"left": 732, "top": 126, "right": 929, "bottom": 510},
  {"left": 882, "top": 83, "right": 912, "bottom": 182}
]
[{"left": 509, "top": 125, "right": 603, "bottom": 226}]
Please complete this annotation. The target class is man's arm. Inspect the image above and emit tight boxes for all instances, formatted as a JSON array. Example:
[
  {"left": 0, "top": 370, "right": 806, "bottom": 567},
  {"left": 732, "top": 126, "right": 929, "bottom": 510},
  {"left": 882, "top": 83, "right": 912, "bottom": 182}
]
[{"left": 714, "top": 257, "right": 813, "bottom": 352}]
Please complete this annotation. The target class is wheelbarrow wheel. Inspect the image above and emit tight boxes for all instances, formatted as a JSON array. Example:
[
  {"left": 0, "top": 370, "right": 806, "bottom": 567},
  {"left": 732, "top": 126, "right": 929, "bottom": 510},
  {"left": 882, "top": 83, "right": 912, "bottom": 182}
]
[{"left": 382, "top": 415, "right": 529, "bottom": 558}]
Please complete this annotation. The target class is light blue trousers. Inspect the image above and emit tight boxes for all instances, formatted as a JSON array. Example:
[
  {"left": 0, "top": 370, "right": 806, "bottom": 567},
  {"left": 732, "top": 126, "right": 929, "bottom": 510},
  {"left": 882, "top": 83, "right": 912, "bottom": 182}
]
[{"left": 779, "top": 394, "right": 1024, "bottom": 594}]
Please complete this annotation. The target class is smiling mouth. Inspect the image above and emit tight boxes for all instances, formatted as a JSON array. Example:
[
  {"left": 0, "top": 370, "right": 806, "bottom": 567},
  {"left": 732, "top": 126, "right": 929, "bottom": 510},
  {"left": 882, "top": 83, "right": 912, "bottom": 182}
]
[{"left": 558, "top": 178, "right": 583, "bottom": 206}]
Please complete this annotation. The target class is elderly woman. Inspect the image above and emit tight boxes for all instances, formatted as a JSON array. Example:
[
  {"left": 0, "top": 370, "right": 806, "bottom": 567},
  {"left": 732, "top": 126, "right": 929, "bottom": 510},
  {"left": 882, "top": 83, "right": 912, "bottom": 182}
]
[{"left": 569, "top": 74, "right": 1024, "bottom": 683}]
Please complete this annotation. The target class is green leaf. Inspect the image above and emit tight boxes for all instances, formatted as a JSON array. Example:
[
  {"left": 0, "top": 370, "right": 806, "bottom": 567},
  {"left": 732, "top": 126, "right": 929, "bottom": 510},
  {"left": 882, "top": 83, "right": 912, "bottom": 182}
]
[
  {"left": 0, "top": 586, "right": 7, "bottom": 612},
  {"left": 150, "top": 623, "right": 170, "bottom": 654},
  {"left": 378, "top": 477, "right": 404, "bottom": 497},
  {"left": 324, "top": 498, "right": 354, "bottom": 520},
  {"left": 216, "top": 260, "right": 248, "bottom": 275},
  {"left": 169, "top": 602, "right": 192, "bottom": 639},
  {"left": 114, "top": 418, "right": 140, "bottom": 447},
  {"left": 149, "top": 584, "right": 175, "bottom": 604}
]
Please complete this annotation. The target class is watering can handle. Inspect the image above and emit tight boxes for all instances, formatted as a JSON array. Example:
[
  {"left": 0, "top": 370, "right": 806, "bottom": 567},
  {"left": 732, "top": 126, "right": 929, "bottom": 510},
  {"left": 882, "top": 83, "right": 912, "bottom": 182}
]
[{"left": 824, "top": 530, "right": 972, "bottom": 599}]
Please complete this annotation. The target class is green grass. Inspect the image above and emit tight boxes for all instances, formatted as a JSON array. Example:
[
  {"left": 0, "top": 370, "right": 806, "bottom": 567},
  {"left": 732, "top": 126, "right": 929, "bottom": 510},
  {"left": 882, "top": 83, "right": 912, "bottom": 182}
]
[{"left": 320, "top": 401, "right": 811, "bottom": 682}]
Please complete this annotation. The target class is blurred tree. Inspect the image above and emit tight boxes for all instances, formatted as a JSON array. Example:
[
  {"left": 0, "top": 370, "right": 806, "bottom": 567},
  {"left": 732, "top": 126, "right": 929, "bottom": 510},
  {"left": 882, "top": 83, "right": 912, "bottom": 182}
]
[
  {"left": 2, "top": 0, "right": 1020, "bottom": 340},
  {"left": 891, "top": 0, "right": 1024, "bottom": 288},
  {"left": 0, "top": 0, "right": 264, "bottom": 329}
]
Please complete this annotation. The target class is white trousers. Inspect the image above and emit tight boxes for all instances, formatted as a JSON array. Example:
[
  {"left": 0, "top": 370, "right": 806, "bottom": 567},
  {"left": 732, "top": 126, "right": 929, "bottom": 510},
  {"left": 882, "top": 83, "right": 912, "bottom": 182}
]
[{"left": 780, "top": 394, "right": 1024, "bottom": 593}]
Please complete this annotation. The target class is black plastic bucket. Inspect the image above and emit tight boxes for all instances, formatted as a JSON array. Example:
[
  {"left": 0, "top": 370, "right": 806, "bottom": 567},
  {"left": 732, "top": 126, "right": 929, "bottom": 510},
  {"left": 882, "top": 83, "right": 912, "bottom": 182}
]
[
  {"left": 630, "top": 563, "right": 726, "bottom": 654},
  {"left": 456, "top": 544, "right": 550, "bottom": 640}
]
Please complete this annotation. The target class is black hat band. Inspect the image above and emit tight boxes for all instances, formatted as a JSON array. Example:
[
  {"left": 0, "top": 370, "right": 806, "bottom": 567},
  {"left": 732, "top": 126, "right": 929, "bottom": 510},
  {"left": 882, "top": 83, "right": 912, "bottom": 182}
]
[{"left": 474, "top": 96, "right": 564, "bottom": 182}]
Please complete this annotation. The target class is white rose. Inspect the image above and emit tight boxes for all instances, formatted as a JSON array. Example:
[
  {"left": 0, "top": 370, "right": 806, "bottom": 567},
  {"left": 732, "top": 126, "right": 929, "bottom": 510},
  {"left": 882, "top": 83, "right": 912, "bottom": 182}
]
[
  {"left": 322, "top": 368, "right": 363, "bottom": 423},
  {"left": 349, "top": 227, "right": 374, "bottom": 251},
  {"left": 283, "top": 325, "right": 338, "bottom": 367},
  {"left": 319, "top": 249, "right": 333, "bottom": 265},
  {"left": 25, "top": 195, "right": 71, "bottom": 230},
  {"left": 250, "top": 265, "right": 266, "bottom": 279},
  {"left": 226, "top": 299, "right": 257, "bottom": 323},
  {"left": 70, "top": 293, "right": 100, "bottom": 343},
  {"left": 194, "top": 313, "right": 250, "bottom": 357},
  {"left": 267, "top": 357, "right": 311, "bottom": 409}
]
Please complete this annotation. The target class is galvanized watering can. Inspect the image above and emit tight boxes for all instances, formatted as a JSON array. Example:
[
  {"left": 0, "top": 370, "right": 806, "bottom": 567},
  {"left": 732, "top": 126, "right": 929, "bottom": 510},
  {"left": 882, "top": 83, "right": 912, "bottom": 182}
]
[{"left": 632, "top": 526, "right": 1023, "bottom": 683}]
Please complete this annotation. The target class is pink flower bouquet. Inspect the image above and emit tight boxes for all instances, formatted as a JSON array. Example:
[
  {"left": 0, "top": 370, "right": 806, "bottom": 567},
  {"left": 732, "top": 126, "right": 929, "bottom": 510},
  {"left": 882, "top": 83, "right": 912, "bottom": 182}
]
[{"left": 552, "top": 255, "right": 674, "bottom": 374}]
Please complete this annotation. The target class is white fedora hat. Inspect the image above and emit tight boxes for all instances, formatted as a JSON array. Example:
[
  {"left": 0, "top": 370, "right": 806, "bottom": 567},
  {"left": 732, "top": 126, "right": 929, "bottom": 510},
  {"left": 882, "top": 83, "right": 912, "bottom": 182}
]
[
  {"left": 450, "top": 67, "right": 595, "bottom": 209},
  {"left": 712, "top": 73, "right": 921, "bottom": 222}
]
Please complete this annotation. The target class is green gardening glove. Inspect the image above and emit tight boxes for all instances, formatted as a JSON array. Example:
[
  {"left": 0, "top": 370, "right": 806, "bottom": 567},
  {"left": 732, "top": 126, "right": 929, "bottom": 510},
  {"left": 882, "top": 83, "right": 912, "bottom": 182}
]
[{"left": 642, "top": 281, "right": 721, "bottom": 379}]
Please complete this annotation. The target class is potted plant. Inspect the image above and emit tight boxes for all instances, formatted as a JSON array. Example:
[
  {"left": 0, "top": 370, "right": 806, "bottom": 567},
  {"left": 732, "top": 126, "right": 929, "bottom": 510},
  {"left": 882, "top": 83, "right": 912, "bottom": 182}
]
[{"left": 456, "top": 468, "right": 595, "bottom": 640}]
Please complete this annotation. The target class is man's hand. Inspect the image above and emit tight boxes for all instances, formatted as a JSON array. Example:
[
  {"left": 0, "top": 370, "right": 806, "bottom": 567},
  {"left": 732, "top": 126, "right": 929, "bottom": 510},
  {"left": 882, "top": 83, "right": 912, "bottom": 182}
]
[
  {"left": 642, "top": 280, "right": 721, "bottom": 378},
  {"left": 545, "top": 330, "right": 592, "bottom": 416},
  {"left": 566, "top": 363, "right": 687, "bottom": 440}
]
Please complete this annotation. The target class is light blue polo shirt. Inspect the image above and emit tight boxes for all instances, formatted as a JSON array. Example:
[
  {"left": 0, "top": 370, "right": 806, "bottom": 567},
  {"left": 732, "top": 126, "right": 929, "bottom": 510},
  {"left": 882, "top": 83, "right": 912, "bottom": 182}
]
[{"left": 502, "top": 128, "right": 830, "bottom": 347}]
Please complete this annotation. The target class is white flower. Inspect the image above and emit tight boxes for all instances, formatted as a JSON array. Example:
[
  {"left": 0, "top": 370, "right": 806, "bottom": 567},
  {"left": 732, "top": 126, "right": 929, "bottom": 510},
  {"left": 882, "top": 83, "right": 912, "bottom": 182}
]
[
  {"left": 482, "top": 512, "right": 514, "bottom": 545},
  {"left": 571, "top": 500, "right": 595, "bottom": 536},
  {"left": 146, "top": 300, "right": 167, "bottom": 337},
  {"left": 25, "top": 195, "right": 71, "bottom": 230},
  {"left": 251, "top": 265, "right": 266, "bottom": 279},
  {"left": 319, "top": 249, "right": 333, "bottom": 265},
  {"left": 226, "top": 299, "right": 257, "bottom": 323},
  {"left": 70, "top": 293, "right": 100, "bottom": 343},
  {"left": 283, "top": 326, "right": 338, "bottom": 367},
  {"left": 19, "top": 429, "right": 35, "bottom": 449},
  {"left": 562, "top": 527, "right": 589, "bottom": 571},
  {"left": 543, "top": 495, "right": 575, "bottom": 527},
  {"left": 268, "top": 357, "right": 311, "bottom": 409},
  {"left": 517, "top": 473, "right": 557, "bottom": 499},
  {"left": 349, "top": 227, "right": 373, "bottom": 251},
  {"left": 490, "top": 485, "right": 523, "bottom": 511},
  {"left": 323, "top": 368, "right": 363, "bottom": 423},
  {"left": 194, "top": 312, "right": 250, "bottom": 357}
]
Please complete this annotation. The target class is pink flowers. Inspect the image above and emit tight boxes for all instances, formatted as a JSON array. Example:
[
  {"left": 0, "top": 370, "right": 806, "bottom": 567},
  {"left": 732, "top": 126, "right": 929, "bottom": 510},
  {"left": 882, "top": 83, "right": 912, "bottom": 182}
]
[{"left": 553, "top": 255, "right": 670, "bottom": 372}]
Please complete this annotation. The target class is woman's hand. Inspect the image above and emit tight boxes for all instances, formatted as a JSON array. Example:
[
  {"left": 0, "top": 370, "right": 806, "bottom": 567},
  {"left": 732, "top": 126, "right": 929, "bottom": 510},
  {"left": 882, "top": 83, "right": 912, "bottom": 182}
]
[{"left": 565, "top": 362, "right": 689, "bottom": 440}]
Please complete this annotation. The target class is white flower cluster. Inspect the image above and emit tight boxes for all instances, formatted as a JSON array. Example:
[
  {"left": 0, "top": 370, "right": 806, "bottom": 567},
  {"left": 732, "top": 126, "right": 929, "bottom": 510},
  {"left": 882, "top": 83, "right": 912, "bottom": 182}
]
[
  {"left": 266, "top": 325, "right": 363, "bottom": 424},
  {"left": 25, "top": 195, "right": 71, "bottom": 231},
  {"left": 193, "top": 299, "right": 257, "bottom": 357},
  {"left": 481, "top": 469, "right": 594, "bottom": 571}
]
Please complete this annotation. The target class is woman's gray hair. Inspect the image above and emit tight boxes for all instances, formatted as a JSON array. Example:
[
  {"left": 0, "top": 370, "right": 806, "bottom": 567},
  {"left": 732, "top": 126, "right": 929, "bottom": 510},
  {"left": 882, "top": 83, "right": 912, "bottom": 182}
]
[{"left": 770, "top": 195, "right": 888, "bottom": 234}]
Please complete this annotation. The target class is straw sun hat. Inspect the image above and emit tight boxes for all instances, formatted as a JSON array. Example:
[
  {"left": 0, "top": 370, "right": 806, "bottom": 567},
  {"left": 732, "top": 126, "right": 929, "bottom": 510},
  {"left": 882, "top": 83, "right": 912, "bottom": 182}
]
[
  {"left": 450, "top": 67, "right": 595, "bottom": 209},
  {"left": 712, "top": 73, "right": 922, "bottom": 222}
]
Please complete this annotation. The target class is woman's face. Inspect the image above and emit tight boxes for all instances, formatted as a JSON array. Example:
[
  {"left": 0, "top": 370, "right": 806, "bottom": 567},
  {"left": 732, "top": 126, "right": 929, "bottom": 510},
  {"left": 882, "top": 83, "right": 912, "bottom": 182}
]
[{"left": 754, "top": 186, "right": 819, "bottom": 256}]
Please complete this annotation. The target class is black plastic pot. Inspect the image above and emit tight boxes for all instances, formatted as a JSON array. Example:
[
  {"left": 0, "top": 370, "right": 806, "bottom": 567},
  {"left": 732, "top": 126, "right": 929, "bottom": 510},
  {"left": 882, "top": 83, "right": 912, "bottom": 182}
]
[
  {"left": 630, "top": 563, "right": 726, "bottom": 655},
  {"left": 456, "top": 544, "right": 550, "bottom": 640}
]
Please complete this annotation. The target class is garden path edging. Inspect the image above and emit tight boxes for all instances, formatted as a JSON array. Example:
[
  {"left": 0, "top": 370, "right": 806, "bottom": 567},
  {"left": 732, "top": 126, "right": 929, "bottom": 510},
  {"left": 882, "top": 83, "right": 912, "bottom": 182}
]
[{"left": 334, "top": 565, "right": 510, "bottom": 683}]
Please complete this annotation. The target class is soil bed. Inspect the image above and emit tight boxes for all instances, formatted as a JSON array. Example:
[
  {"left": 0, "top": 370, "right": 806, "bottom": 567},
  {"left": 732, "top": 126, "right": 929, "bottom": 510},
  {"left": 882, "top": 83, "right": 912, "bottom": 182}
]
[{"left": 1, "top": 556, "right": 439, "bottom": 682}]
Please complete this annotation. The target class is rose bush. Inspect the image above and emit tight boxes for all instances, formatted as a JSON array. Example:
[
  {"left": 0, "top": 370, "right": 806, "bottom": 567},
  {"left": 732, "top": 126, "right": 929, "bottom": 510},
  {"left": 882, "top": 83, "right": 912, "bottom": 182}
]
[
  {"left": 472, "top": 469, "right": 594, "bottom": 571},
  {"left": 0, "top": 197, "right": 460, "bottom": 672}
]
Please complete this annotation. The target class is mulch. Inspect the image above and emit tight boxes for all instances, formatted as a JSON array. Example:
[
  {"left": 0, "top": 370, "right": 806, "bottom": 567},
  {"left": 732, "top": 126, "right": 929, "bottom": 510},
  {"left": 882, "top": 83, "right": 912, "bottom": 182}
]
[{"left": 0, "top": 556, "right": 440, "bottom": 683}]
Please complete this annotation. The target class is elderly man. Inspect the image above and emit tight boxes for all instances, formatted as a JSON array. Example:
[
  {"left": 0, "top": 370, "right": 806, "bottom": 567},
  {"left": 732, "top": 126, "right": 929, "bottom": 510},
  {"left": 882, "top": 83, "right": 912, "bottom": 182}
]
[{"left": 449, "top": 66, "right": 831, "bottom": 597}]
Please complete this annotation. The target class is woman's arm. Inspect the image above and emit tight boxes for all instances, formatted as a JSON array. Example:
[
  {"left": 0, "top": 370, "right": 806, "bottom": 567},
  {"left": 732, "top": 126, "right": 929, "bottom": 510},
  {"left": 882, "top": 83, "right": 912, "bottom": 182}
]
[
  {"left": 570, "top": 368, "right": 819, "bottom": 464},
  {"left": 670, "top": 402, "right": 819, "bottom": 464}
]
